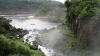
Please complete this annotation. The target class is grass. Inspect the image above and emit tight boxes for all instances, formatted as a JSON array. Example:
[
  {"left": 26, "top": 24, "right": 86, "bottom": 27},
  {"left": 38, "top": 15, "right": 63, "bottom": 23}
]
[{"left": 0, "top": 35, "right": 44, "bottom": 56}]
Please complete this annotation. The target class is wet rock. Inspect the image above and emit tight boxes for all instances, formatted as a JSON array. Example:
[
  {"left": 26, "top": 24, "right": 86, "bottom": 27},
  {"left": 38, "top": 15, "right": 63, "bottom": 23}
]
[
  {"left": 30, "top": 45, "right": 38, "bottom": 50},
  {"left": 18, "top": 34, "right": 25, "bottom": 39},
  {"left": 32, "top": 40, "right": 39, "bottom": 46},
  {"left": 17, "top": 28, "right": 29, "bottom": 38}
]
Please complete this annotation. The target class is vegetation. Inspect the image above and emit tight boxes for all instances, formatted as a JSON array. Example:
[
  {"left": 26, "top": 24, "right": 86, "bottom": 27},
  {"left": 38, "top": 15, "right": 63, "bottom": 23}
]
[
  {"left": 0, "top": 0, "right": 65, "bottom": 55},
  {"left": 0, "top": 17, "right": 44, "bottom": 56},
  {"left": 62, "top": 0, "right": 100, "bottom": 56},
  {"left": 2, "top": 0, "right": 100, "bottom": 56},
  {"left": 0, "top": 0, "right": 52, "bottom": 14},
  {"left": 0, "top": 0, "right": 66, "bottom": 23},
  {"left": 35, "top": 1, "right": 66, "bottom": 23}
]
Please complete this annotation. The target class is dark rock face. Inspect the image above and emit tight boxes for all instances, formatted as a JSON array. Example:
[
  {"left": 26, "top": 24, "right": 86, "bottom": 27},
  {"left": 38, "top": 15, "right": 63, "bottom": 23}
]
[
  {"left": 63, "top": 0, "right": 100, "bottom": 56},
  {"left": 17, "top": 29, "right": 29, "bottom": 39},
  {"left": 0, "top": 16, "right": 29, "bottom": 39},
  {"left": 32, "top": 40, "right": 39, "bottom": 46}
]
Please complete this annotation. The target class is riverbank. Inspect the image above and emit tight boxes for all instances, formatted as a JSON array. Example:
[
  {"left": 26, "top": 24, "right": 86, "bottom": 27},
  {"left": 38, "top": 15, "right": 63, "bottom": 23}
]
[
  {"left": 0, "top": 11, "right": 35, "bottom": 15},
  {"left": 0, "top": 16, "right": 44, "bottom": 56}
]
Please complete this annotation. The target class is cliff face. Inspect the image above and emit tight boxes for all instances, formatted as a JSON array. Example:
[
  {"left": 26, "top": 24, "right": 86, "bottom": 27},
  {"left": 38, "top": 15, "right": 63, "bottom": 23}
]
[{"left": 64, "top": 0, "right": 100, "bottom": 55}]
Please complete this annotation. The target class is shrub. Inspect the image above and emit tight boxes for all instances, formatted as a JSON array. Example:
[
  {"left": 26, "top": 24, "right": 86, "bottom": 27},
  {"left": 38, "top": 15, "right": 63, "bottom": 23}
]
[
  {"left": 0, "top": 26, "right": 6, "bottom": 34},
  {"left": 0, "top": 35, "right": 43, "bottom": 56}
]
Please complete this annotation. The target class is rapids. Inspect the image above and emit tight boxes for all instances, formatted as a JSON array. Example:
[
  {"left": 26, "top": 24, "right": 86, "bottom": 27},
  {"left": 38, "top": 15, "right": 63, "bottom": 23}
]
[{"left": 1, "top": 14, "right": 59, "bottom": 56}]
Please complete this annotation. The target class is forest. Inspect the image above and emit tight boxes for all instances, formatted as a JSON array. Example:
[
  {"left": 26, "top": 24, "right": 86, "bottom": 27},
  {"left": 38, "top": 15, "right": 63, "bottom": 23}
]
[
  {"left": 0, "top": 0, "right": 44, "bottom": 13},
  {"left": 0, "top": 0, "right": 65, "bottom": 56},
  {"left": 0, "top": 0, "right": 64, "bottom": 13},
  {"left": 0, "top": 0, "right": 100, "bottom": 56},
  {"left": 62, "top": 0, "right": 100, "bottom": 56},
  {"left": 0, "top": 0, "right": 65, "bottom": 23}
]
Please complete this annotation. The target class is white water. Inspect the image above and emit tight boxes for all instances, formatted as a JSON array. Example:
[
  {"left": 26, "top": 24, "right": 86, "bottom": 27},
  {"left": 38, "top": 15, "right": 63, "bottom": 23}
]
[
  {"left": 1, "top": 14, "right": 58, "bottom": 56},
  {"left": 10, "top": 19, "right": 57, "bottom": 30}
]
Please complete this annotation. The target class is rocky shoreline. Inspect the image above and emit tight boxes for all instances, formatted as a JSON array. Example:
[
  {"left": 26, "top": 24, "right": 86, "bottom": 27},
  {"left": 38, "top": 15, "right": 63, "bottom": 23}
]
[{"left": 0, "top": 15, "right": 44, "bottom": 56}]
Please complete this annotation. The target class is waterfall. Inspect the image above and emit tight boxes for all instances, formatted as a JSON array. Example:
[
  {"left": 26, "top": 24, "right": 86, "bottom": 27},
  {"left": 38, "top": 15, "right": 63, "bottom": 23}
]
[
  {"left": 1, "top": 14, "right": 58, "bottom": 56},
  {"left": 23, "top": 30, "right": 56, "bottom": 56}
]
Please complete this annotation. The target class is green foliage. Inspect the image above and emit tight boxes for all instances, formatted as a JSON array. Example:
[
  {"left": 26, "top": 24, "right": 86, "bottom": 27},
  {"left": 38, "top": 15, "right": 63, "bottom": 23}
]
[
  {"left": 76, "top": 50, "right": 91, "bottom": 56},
  {"left": 0, "top": 0, "right": 63, "bottom": 14},
  {"left": 65, "top": 0, "right": 96, "bottom": 28},
  {"left": 64, "top": 0, "right": 100, "bottom": 56},
  {"left": 0, "top": 16, "right": 8, "bottom": 25},
  {"left": 0, "top": 26, "right": 6, "bottom": 34},
  {"left": 0, "top": 16, "right": 43, "bottom": 56},
  {"left": 0, "top": 0, "right": 50, "bottom": 13},
  {"left": 0, "top": 35, "right": 8, "bottom": 55},
  {"left": 9, "top": 54, "right": 25, "bottom": 56},
  {"left": 62, "top": 31, "right": 80, "bottom": 50},
  {"left": 35, "top": 1, "right": 65, "bottom": 22},
  {"left": 0, "top": 35, "right": 43, "bottom": 56}
]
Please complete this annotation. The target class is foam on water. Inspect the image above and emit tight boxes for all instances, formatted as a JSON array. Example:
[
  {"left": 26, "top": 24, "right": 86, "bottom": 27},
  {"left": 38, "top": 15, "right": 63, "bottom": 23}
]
[
  {"left": 10, "top": 18, "right": 57, "bottom": 30},
  {"left": 1, "top": 14, "right": 57, "bottom": 56}
]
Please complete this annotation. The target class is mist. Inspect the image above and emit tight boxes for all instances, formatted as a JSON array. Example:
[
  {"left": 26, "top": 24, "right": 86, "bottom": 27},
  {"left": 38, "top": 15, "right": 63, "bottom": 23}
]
[{"left": 0, "top": 0, "right": 66, "bottom": 55}]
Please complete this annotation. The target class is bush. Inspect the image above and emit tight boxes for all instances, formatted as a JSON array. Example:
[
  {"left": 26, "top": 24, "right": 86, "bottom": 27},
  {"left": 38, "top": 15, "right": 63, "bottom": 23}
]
[
  {"left": 0, "top": 35, "right": 43, "bottom": 56},
  {"left": 0, "top": 35, "right": 8, "bottom": 55},
  {"left": 0, "top": 26, "right": 6, "bottom": 34}
]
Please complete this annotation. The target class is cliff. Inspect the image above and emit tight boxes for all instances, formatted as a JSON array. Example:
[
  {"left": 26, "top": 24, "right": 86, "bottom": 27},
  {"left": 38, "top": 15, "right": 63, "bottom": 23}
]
[{"left": 64, "top": 0, "right": 100, "bottom": 56}]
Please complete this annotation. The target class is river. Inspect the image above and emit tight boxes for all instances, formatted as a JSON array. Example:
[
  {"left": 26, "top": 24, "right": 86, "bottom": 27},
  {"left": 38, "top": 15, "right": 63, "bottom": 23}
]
[{"left": 0, "top": 14, "right": 64, "bottom": 56}]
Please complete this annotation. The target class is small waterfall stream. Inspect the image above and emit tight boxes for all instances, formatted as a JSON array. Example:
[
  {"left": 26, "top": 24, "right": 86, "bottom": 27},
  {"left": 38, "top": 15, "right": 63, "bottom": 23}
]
[
  {"left": 1, "top": 14, "right": 58, "bottom": 56},
  {"left": 23, "top": 30, "right": 56, "bottom": 56}
]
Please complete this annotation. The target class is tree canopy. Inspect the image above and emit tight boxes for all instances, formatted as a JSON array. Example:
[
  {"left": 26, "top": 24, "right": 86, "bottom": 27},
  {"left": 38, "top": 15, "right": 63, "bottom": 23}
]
[{"left": 64, "top": 0, "right": 100, "bottom": 56}]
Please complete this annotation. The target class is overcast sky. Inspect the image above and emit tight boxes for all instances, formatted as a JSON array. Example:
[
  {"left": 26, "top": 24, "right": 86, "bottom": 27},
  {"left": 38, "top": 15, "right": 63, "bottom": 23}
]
[{"left": 55, "top": 0, "right": 66, "bottom": 3}]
